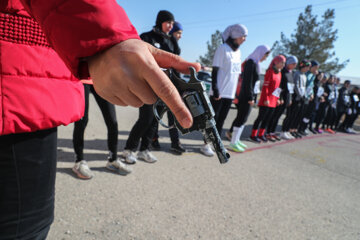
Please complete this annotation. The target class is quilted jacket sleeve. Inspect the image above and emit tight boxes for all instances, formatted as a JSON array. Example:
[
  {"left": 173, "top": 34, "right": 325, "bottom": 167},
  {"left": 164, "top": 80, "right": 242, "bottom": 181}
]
[{"left": 20, "top": 0, "right": 140, "bottom": 77}]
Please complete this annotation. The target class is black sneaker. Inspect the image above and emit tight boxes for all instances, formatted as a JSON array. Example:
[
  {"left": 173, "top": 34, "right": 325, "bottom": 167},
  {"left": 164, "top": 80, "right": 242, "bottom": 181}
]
[
  {"left": 170, "top": 142, "right": 186, "bottom": 154},
  {"left": 259, "top": 135, "right": 268, "bottom": 142},
  {"left": 291, "top": 132, "right": 300, "bottom": 138},
  {"left": 294, "top": 132, "right": 302, "bottom": 138},
  {"left": 151, "top": 139, "right": 161, "bottom": 150},
  {"left": 308, "top": 128, "right": 317, "bottom": 134},
  {"left": 298, "top": 131, "right": 308, "bottom": 136},
  {"left": 250, "top": 136, "right": 261, "bottom": 143},
  {"left": 273, "top": 135, "right": 281, "bottom": 141},
  {"left": 266, "top": 134, "right": 276, "bottom": 142}
]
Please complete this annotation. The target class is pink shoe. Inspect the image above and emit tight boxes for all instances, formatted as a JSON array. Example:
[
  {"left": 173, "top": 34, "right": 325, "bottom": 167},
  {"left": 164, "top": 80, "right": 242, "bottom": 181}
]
[{"left": 315, "top": 128, "right": 323, "bottom": 134}]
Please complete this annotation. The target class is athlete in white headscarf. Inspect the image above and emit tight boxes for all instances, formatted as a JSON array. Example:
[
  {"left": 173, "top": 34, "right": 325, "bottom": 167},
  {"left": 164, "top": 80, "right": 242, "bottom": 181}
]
[
  {"left": 200, "top": 23, "right": 248, "bottom": 156},
  {"left": 246, "top": 45, "right": 271, "bottom": 73},
  {"left": 221, "top": 24, "right": 248, "bottom": 42},
  {"left": 227, "top": 45, "right": 270, "bottom": 151}
]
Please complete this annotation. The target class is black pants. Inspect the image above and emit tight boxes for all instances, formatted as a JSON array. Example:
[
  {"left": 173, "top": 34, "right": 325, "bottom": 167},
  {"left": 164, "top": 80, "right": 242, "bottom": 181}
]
[
  {"left": 335, "top": 108, "right": 346, "bottom": 129},
  {"left": 0, "top": 128, "right": 57, "bottom": 240},
  {"left": 230, "top": 101, "right": 252, "bottom": 132},
  {"left": 151, "top": 107, "right": 180, "bottom": 144},
  {"left": 210, "top": 97, "right": 233, "bottom": 136},
  {"left": 252, "top": 106, "right": 275, "bottom": 130},
  {"left": 323, "top": 106, "right": 337, "bottom": 129},
  {"left": 282, "top": 105, "right": 294, "bottom": 132},
  {"left": 288, "top": 99, "right": 305, "bottom": 130},
  {"left": 340, "top": 112, "right": 353, "bottom": 129},
  {"left": 125, "top": 104, "right": 157, "bottom": 151},
  {"left": 341, "top": 110, "right": 359, "bottom": 129},
  {"left": 267, "top": 103, "right": 286, "bottom": 133},
  {"left": 73, "top": 84, "right": 118, "bottom": 161},
  {"left": 299, "top": 101, "right": 316, "bottom": 131},
  {"left": 315, "top": 102, "right": 328, "bottom": 129},
  {"left": 308, "top": 100, "right": 320, "bottom": 130},
  {"left": 349, "top": 111, "right": 359, "bottom": 128}
]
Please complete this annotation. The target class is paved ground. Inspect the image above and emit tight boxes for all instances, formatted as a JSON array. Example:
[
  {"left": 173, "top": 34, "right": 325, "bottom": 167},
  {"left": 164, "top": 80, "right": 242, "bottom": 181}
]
[{"left": 49, "top": 95, "right": 360, "bottom": 240}]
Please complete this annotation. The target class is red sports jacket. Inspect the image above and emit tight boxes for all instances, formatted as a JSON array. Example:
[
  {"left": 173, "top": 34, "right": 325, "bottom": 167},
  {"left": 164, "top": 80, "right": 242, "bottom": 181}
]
[
  {"left": 0, "top": 0, "right": 139, "bottom": 135},
  {"left": 258, "top": 67, "right": 282, "bottom": 108}
]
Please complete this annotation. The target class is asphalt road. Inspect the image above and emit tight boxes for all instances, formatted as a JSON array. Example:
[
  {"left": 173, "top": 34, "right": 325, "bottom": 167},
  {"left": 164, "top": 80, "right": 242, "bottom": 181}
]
[{"left": 49, "top": 96, "right": 360, "bottom": 240}]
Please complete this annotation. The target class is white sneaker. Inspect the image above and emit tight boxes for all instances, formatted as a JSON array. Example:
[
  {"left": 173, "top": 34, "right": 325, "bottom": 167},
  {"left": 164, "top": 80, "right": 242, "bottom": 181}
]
[
  {"left": 72, "top": 160, "right": 93, "bottom": 179},
  {"left": 137, "top": 150, "right": 157, "bottom": 163},
  {"left": 200, "top": 143, "right": 215, "bottom": 157},
  {"left": 280, "top": 132, "right": 291, "bottom": 140},
  {"left": 286, "top": 132, "right": 295, "bottom": 139},
  {"left": 106, "top": 159, "right": 132, "bottom": 174},
  {"left": 348, "top": 128, "right": 357, "bottom": 134},
  {"left": 123, "top": 150, "right": 137, "bottom": 164}
]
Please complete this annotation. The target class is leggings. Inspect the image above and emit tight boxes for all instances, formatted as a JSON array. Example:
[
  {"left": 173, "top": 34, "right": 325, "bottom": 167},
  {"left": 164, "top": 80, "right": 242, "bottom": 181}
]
[
  {"left": 267, "top": 103, "right": 286, "bottom": 133},
  {"left": 151, "top": 107, "right": 180, "bottom": 144},
  {"left": 73, "top": 84, "right": 118, "bottom": 161},
  {"left": 282, "top": 105, "right": 294, "bottom": 132},
  {"left": 315, "top": 102, "right": 328, "bottom": 129},
  {"left": 335, "top": 109, "right": 346, "bottom": 129},
  {"left": 125, "top": 104, "right": 157, "bottom": 151},
  {"left": 349, "top": 111, "right": 359, "bottom": 128},
  {"left": 299, "top": 101, "right": 315, "bottom": 130},
  {"left": 230, "top": 101, "right": 252, "bottom": 132},
  {"left": 0, "top": 128, "right": 57, "bottom": 240},
  {"left": 323, "top": 106, "right": 337, "bottom": 129},
  {"left": 341, "top": 109, "right": 359, "bottom": 129},
  {"left": 288, "top": 99, "right": 305, "bottom": 130},
  {"left": 252, "top": 106, "right": 275, "bottom": 131},
  {"left": 210, "top": 97, "right": 233, "bottom": 136}
]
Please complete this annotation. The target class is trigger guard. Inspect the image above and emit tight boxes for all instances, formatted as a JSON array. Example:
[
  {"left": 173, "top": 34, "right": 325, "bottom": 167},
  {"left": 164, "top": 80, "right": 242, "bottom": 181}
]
[{"left": 153, "top": 99, "right": 176, "bottom": 129}]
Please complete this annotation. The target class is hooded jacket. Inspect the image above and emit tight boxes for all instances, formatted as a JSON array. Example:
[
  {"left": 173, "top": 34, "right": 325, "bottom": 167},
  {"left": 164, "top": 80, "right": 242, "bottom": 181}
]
[
  {"left": 337, "top": 86, "right": 351, "bottom": 111},
  {"left": 140, "top": 27, "right": 180, "bottom": 55},
  {"left": 0, "top": 0, "right": 139, "bottom": 135},
  {"left": 258, "top": 55, "right": 285, "bottom": 108}
]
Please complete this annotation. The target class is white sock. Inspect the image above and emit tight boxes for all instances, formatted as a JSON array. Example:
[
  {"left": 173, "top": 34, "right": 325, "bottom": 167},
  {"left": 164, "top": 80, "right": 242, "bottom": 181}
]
[{"left": 231, "top": 125, "right": 244, "bottom": 144}]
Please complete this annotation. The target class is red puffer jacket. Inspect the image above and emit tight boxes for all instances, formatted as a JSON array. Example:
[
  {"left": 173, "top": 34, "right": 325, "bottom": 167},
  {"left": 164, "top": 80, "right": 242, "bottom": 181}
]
[
  {"left": 0, "top": 0, "right": 139, "bottom": 135},
  {"left": 258, "top": 67, "right": 282, "bottom": 108}
]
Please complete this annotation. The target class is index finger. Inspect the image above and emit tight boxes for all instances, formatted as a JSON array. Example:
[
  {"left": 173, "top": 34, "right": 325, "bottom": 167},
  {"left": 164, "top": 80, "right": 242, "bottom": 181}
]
[
  {"left": 143, "top": 61, "right": 193, "bottom": 129},
  {"left": 148, "top": 44, "right": 201, "bottom": 73}
]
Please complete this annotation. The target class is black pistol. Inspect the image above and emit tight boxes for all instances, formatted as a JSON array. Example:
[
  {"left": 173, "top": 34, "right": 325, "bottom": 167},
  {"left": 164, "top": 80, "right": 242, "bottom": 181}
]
[{"left": 153, "top": 67, "right": 230, "bottom": 164}]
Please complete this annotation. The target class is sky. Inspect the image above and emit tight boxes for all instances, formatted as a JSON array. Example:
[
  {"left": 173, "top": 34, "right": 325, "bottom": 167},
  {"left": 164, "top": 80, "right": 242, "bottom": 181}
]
[{"left": 119, "top": 0, "right": 360, "bottom": 81}]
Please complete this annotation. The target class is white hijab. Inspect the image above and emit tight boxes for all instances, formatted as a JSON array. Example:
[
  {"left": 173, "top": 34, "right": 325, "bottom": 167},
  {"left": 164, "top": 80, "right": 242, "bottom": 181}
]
[
  {"left": 221, "top": 24, "right": 248, "bottom": 42},
  {"left": 245, "top": 45, "right": 271, "bottom": 73}
]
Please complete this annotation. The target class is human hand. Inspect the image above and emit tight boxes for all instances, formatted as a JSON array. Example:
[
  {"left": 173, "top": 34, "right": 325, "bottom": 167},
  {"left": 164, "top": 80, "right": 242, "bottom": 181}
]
[
  {"left": 264, "top": 100, "right": 269, "bottom": 106},
  {"left": 88, "top": 39, "right": 201, "bottom": 128},
  {"left": 213, "top": 89, "right": 221, "bottom": 101},
  {"left": 248, "top": 100, "right": 255, "bottom": 106}
]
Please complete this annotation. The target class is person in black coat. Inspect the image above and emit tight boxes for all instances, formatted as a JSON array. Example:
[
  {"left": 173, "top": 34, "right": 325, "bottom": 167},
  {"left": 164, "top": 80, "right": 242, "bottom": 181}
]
[
  {"left": 338, "top": 86, "right": 359, "bottom": 133},
  {"left": 335, "top": 80, "right": 351, "bottom": 129},
  {"left": 123, "top": 10, "right": 184, "bottom": 164},
  {"left": 322, "top": 75, "right": 338, "bottom": 133}
]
